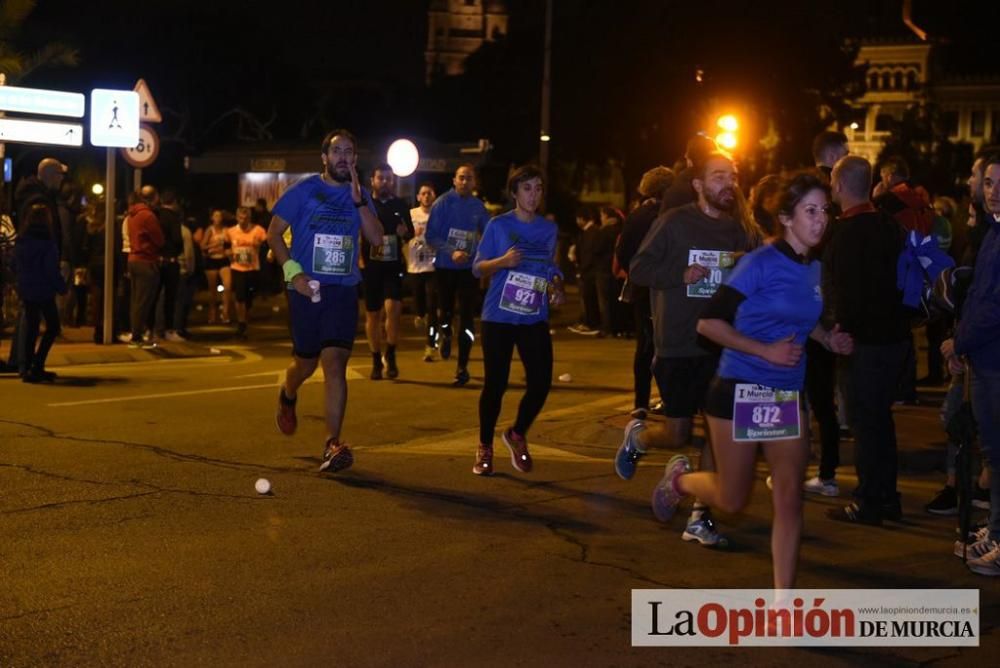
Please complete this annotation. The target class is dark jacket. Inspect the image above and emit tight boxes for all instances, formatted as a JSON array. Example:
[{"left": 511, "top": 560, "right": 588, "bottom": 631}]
[
  {"left": 954, "top": 218, "right": 1000, "bottom": 372},
  {"left": 14, "top": 177, "right": 73, "bottom": 263},
  {"left": 156, "top": 205, "right": 185, "bottom": 260},
  {"left": 824, "top": 205, "right": 909, "bottom": 344},
  {"left": 15, "top": 227, "right": 67, "bottom": 302}
]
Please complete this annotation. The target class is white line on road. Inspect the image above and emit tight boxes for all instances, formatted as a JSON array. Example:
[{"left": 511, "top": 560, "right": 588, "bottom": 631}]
[{"left": 47, "top": 367, "right": 366, "bottom": 407}]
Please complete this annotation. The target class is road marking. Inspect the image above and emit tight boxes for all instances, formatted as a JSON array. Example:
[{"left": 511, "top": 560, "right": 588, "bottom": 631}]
[{"left": 47, "top": 367, "right": 366, "bottom": 407}]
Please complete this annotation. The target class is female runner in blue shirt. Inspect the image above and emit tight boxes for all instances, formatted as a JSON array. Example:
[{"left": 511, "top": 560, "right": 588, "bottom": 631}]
[
  {"left": 471, "top": 165, "right": 564, "bottom": 475},
  {"left": 651, "top": 172, "right": 853, "bottom": 589}
]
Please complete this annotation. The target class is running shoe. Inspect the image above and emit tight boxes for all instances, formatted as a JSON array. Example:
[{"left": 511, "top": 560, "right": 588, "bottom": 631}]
[
  {"left": 650, "top": 455, "right": 691, "bottom": 522},
  {"left": 423, "top": 345, "right": 437, "bottom": 362},
  {"left": 954, "top": 527, "right": 991, "bottom": 558},
  {"left": 967, "top": 540, "right": 1000, "bottom": 576},
  {"left": 473, "top": 443, "right": 494, "bottom": 476},
  {"left": 319, "top": 439, "right": 354, "bottom": 473},
  {"left": 682, "top": 509, "right": 728, "bottom": 547},
  {"left": 614, "top": 419, "right": 646, "bottom": 480},
  {"left": 164, "top": 330, "right": 186, "bottom": 342},
  {"left": 502, "top": 429, "right": 532, "bottom": 473},
  {"left": 629, "top": 407, "right": 648, "bottom": 420},
  {"left": 440, "top": 335, "right": 452, "bottom": 360},
  {"left": 453, "top": 367, "right": 470, "bottom": 387},
  {"left": 275, "top": 387, "right": 297, "bottom": 436},
  {"left": 803, "top": 476, "right": 840, "bottom": 497}
]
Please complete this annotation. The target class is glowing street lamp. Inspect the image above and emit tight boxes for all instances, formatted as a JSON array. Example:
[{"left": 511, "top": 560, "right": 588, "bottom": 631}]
[
  {"left": 91, "top": 183, "right": 105, "bottom": 196},
  {"left": 386, "top": 139, "right": 419, "bottom": 177},
  {"left": 715, "top": 132, "right": 738, "bottom": 150},
  {"left": 717, "top": 114, "right": 739, "bottom": 133}
]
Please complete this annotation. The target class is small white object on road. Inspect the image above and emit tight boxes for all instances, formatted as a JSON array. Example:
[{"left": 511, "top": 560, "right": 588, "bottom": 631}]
[
  {"left": 209, "top": 347, "right": 221, "bottom": 354},
  {"left": 558, "top": 373, "right": 572, "bottom": 382},
  {"left": 255, "top": 478, "right": 271, "bottom": 495},
  {"left": 272, "top": 305, "right": 280, "bottom": 313},
  {"left": 549, "top": 329, "right": 555, "bottom": 335}
]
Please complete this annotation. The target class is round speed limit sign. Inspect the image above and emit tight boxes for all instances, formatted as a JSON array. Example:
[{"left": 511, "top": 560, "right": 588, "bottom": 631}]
[{"left": 121, "top": 124, "right": 160, "bottom": 168}]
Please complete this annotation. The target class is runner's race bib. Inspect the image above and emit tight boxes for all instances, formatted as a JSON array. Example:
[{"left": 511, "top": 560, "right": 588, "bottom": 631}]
[
  {"left": 234, "top": 247, "right": 254, "bottom": 266},
  {"left": 687, "top": 249, "right": 735, "bottom": 298},
  {"left": 447, "top": 227, "right": 476, "bottom": 252},
  {"left": 732, "top": 383, "right": 800, "bottom": 442},
  {"left": 499, "top": 271, "right": 547, "bottom": 316},
  {"left": 312, "top": 233, "right": 354, "bottom": 275},
  {"left": 370, "top": 234, "right": 398, "bottom": 262}
]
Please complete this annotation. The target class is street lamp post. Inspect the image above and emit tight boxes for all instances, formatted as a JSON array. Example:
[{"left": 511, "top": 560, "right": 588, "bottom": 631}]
[{"left": 539, "top": 0, "right": 553, "bottom": 180}]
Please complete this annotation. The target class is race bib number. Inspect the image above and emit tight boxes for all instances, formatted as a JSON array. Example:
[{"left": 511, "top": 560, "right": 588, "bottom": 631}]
[
  {"left": 370, "top": 235, "right": 398, "bottom": 262},
  {"left": 234, "top": 247, "right": 254, "bottom": 266},
  {"left": 410, "top": 238, "right": 435, "bottom": 269},
  {"left": 312, "top": 233, "right": 354, "bottom": 275},
  {"left": 732, "top": 384, "right": 801, "bottom": 442},
  {"left": 499, "top": 271, "right": 547, "bottom": 316},
  {"left": 447, "top": 227, "right": 476, "bottom": 252},
  {"left": 687, "top": 249, "right": 735, "bottom": 298}
]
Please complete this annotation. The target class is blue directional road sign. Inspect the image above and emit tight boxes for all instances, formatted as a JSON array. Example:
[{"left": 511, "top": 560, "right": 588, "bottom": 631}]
[{"left": 0, "top": 85, "right": 85, "bottom": 117}]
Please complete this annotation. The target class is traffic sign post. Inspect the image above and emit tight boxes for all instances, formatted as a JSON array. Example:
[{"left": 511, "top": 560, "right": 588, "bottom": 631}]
[{"left": 102, "top": 147, "right": 116, "bottom": 345}]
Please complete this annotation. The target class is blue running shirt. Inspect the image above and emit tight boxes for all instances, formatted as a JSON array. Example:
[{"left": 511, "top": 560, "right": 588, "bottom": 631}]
[
  {"left": 718, "top": 243, "right": 823, "bottom": 390},
  {"left": 272, "top": 175, "right": 374, "bottom": 286},
  {"left": 474, "top": 211, "right": 560, "bottom": 325}
]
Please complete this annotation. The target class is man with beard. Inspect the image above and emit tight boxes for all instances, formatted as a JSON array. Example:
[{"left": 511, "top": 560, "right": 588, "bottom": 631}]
[
  {"left": 268, "top": 129, "right": 383, "bottom": 473},
  {"left": 617, "top": 152, "right": 748, "bottom": 548},
  {"left": 361, "top": 163, "right": 414, "bottom": 380}
]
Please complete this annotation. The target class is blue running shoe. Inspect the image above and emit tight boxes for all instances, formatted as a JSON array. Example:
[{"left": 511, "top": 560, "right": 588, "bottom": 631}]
[
  {"left": 682, "top": 509, "right": 728, "bottom": 547},
  {"left": 650, "top": 454, "right": 690, "bottom": 522},
  {"left": 615, "top": 419, "right": 646, "bottom": 480}
]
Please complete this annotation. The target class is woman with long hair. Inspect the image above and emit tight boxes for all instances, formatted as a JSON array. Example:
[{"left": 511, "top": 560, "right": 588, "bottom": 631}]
[{"left": 650, "top": 172, "right": 853, "bottom": 589}]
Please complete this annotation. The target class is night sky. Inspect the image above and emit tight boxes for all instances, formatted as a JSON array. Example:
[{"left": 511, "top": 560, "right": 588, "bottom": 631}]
[{"left": 7, "top": 0, "right": 1000, "bottom": 202}]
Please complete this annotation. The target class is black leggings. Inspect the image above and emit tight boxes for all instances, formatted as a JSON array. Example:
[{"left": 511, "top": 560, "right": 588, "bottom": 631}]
[
  {"left": 409, "top": 272, "right": 438, "bottom": 347},
  {"left": 435, "top": 268, "right": 478, "bottom": 368},
  {"left": 22, "top": 298, "right": 61, "bottom": 373},
  {"left": 479, "top": 320, "right": 553, "bottom": 445}
]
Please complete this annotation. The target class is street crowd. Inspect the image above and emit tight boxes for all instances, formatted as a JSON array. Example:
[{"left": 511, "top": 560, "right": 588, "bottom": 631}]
[{"left": 1, "top": 127, "right": 999, "bottom": 590}]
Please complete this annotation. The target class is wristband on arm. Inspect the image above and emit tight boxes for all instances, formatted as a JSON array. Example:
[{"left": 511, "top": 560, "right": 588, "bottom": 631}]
[{"left": 282, "top": 259, "right": 305, "bottom": 283}]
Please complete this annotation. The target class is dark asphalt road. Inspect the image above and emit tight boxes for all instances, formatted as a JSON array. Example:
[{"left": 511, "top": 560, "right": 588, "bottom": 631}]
[{"left": 1, "top": 301, "right": 997, "bottom": 666}]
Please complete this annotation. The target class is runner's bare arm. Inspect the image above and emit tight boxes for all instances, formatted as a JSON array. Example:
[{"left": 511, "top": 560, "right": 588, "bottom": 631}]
[
  {"left": 697, "top": 319, "right": 802, "bottom": 367},
  {"left": 267, "top": 214, "right": 311, "bottom": 296}
]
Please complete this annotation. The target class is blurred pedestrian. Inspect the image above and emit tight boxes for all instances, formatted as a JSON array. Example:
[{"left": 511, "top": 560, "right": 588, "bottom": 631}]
[
  {"left": 408, "top": 182, "right": 439, "bottom": 361},
  {"left": 15, "top": 204, "right": 67, "bottom": 382}
]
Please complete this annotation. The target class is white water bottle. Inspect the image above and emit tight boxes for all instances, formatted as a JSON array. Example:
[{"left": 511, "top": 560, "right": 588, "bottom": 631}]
[{"left": 308, "top": 280, "right": 321, "bottom": 303}]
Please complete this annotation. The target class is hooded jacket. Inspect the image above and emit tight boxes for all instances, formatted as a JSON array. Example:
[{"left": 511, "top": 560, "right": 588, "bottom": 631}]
[{"left": 127, "top": 202, "right": 165, "bottom": 263}]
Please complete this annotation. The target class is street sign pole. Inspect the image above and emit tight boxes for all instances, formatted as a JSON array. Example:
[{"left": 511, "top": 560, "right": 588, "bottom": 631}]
[
  {"left": 102, "top": 148, "right": 116, "bottom": 345},
  {"left": 134, "top": 168, "right": 141, "bottom": 190}
]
